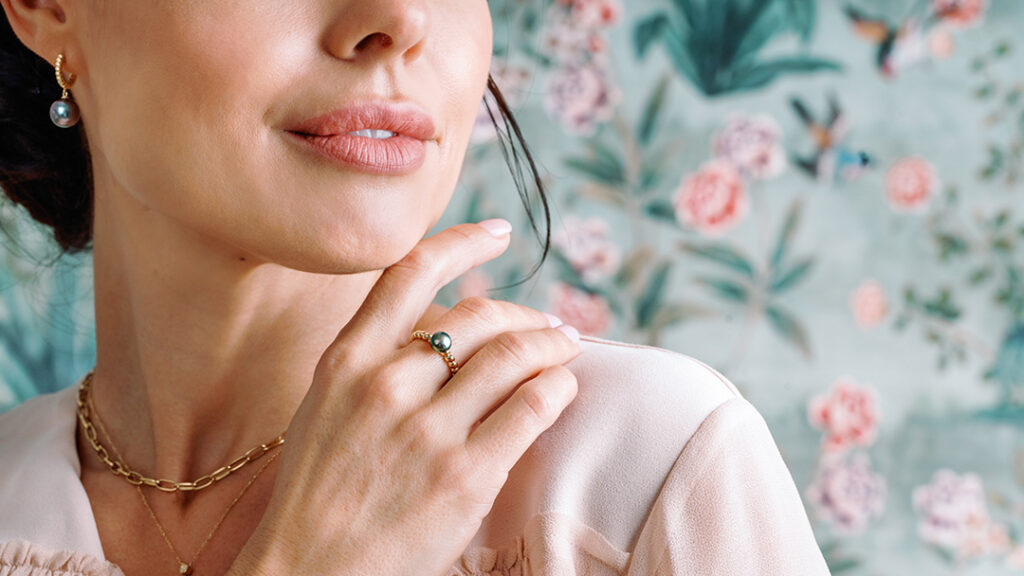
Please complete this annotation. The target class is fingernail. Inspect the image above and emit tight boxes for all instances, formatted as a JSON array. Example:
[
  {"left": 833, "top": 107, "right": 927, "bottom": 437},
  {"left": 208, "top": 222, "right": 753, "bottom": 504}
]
[
  {"left": 478, "top": 218, "right": 512, "bottom": 237},
  {"left": 544, "top": 313, "right": 563, "bottom": 328},
  {"left": 557, "top": 324, "right": 580, "bottom": 343}
]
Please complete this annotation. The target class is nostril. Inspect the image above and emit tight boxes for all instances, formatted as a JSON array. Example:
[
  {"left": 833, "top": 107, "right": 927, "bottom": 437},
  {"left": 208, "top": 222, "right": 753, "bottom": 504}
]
[{"left": 355, "top": 33, "right": 394, "bottom": 52}]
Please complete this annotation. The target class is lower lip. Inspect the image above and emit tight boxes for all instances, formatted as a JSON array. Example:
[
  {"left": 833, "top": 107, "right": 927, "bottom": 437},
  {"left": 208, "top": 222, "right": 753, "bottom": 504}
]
[{"left": 285, "top": 131, "right": 428, "bottom": 175}]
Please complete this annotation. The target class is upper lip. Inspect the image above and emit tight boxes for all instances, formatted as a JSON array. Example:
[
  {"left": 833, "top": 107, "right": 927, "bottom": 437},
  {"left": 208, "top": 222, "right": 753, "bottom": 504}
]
[{"left": 286, "top": 102, "right": 437, "bottom": 141}]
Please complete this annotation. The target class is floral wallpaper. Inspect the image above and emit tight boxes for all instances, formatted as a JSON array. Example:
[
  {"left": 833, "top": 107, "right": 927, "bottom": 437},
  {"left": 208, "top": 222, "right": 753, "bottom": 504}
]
[{"left": 2, "top": 0, "right": 1024, "bottom": 573}]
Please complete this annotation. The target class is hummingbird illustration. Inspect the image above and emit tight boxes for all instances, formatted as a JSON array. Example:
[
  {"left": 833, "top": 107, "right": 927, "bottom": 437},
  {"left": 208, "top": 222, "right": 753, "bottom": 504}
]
[
  {"left": 789, "top": 94, "right": 873, "bottom": 184},
  {"left": 844, "top": 5, "right": 930, "bottom": 78}
]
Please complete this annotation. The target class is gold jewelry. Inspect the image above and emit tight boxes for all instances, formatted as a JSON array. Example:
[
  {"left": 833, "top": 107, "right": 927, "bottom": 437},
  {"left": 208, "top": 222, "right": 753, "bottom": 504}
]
[
  {"left": 89, "top": 389, "right": 279, "bottom": 576},
  {"left": 50, "top": 53, "right": 80, "bottom": 128},
  {"left": 411, "top": 330, "right": 460, "bottom": 376},
  {"left": 76, "top": 369, "right": 286, "bottom": 492}
]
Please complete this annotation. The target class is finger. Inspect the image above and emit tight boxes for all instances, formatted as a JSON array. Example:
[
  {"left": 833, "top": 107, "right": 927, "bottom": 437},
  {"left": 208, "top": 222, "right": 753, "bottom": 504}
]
[
  {"left": 332, "top": 219, "right": 513, "bottom": 356},
  {"left": 403, "top": 298, "right": 564, "bottom": 386},
  {"left": 464, "top": 365, "right": 579, "bottom": 472},
  {"left": 429, "top": 325, "right": 581, "bottom": 431}
]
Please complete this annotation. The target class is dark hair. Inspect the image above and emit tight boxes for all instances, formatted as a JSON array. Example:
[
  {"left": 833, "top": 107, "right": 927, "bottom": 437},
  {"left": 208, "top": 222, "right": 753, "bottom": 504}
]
[{"left": 0, "top": 12, "right": 550, "bottom": 280}]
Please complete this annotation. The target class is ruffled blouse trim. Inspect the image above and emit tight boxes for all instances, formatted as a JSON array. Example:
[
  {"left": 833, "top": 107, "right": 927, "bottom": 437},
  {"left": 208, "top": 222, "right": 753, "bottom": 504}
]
[
  {"left": 2, "top": 512, "right": 630, "bottom": 576},
  {"left": 0, "top": 539, "right": 125, "bottom": 576}
]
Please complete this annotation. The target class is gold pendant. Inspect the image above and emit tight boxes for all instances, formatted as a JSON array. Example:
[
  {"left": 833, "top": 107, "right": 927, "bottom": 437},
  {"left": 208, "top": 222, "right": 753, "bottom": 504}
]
[{"left": 179, "top": 562, "right": 192, "bottom": 575}]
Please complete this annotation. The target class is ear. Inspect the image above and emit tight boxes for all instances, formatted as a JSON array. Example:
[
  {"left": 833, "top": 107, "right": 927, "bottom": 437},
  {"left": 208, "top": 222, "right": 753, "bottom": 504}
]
[{"left": 1, "top": 0, "right": 73, "bottom": 67}]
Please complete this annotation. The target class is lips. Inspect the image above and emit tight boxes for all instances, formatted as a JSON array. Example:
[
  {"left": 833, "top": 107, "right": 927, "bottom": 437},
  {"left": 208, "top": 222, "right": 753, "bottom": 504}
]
[{"left": 284, "top": 103, "right": 437, "bottom": 175}]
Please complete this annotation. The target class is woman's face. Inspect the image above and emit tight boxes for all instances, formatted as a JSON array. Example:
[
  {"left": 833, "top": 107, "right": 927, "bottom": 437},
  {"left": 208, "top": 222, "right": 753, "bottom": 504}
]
[{"left": 74, "top": 0, "right": 493, "bottom": 272}]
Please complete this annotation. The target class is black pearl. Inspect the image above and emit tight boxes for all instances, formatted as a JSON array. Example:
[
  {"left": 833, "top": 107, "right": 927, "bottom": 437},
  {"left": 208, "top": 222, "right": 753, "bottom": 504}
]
[
  {"left": 429, "top": 331, "right": 453, "bottom": 353},
  {"left": 50, "top": 98, "right": 80, "bottom": 128}
]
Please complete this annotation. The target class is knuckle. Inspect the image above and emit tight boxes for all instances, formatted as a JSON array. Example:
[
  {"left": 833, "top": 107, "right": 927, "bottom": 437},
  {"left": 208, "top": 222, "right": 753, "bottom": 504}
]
[
  {"left": 491, "top": 332, "right": 533, "bottom": 369},
  {"left": 405, "top": 412, "right": 443, "bottom": 447},
  {"left": 518, "top": 383, "right": 554, "bottom": 423},
  {"left": 362, "top": 366, "right": 409, "bottom": 412},
  {"left": 430, "top": 449, "right": 475, "bottom": 493},
  {"left": 455, "top": 296, "right": 501, "bottom": 324}
]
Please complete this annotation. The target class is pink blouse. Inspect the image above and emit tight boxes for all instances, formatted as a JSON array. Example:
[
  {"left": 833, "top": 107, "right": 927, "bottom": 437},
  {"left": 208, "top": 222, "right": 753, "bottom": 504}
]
[{"left": 0, "top": 336, "right": 832, "bottom": 575}]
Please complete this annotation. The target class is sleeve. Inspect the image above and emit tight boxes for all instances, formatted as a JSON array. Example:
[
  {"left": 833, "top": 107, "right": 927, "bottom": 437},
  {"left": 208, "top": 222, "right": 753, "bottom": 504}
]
[{"left": 625, "top": 397, "right": 832, "bottom": 576}]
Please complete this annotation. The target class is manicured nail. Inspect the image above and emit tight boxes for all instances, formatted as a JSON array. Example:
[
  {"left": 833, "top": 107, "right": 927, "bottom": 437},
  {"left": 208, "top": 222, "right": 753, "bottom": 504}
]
[
  {"left": 544, "top": 313, "right": 563, "bottom": 328},
  {"left": 477, "top": 218, "right": 512, "bottom": 237},
  {"left": 557, "top": 324, "right": 580, "bottom": 343}
]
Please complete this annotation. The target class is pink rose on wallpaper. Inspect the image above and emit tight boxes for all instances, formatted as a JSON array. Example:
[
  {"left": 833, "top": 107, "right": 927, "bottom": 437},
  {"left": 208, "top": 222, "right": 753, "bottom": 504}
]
[
  {"left": 933, "top": 0, "right": 988, "bottom": 28},
  {"left": 886, "top": 157, "right": 938, "bottom": 213},
  {"left": 850, "top": 279, "right": 889, "bottom": 330},
  {"left": 928, "top": 25, "right": 956, "bottom": 59},
  {"left": 548, "top": 282, "right": 612, "bottom": 336},
  {"left": 913, "top": 469, "right": 1010, "bottom": 559},
  {"left": 457, "top": 269, "right": 493, "bottom": 301},
  {"left": 805, "top": 452, "right": 887, "bottom": 536},
  {"left": 808, "top": 377, "right": 880, "bottom": 453},
  {"left": 544, "top": 63, "right": 620, "bottom": 136},
  {"left": 553, "top": 215, "right": 622, "bottom": 284},
  {"left": 565, "top": 0, "right": 622, "bottom": 29},
  {"left": 673, "top": 159, "right": 749, "bottom": 235},
  {"left": 711, "top": 114, "right": 787, "bottom": 180}
]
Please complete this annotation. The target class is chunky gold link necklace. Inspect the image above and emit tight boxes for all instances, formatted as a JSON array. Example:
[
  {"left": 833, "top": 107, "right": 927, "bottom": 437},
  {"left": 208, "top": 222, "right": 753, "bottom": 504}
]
[{"left": 75, "top": 369, "right": 287, "bottom": 492}]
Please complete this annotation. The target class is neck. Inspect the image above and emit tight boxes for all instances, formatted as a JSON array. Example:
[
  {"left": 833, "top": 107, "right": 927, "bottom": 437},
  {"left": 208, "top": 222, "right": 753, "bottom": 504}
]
[{"left": 79, "top": 164, "right": 388, "bottom": 489}]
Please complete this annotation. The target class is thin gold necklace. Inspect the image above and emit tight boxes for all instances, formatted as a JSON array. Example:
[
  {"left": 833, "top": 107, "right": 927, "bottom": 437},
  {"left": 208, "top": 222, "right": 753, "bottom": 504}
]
[{"left": 84, "top": 375, "right": 281, "bottom": 575}]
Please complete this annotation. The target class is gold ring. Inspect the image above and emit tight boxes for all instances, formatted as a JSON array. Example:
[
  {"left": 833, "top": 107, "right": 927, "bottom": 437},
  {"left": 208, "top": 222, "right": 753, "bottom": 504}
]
[{"left": 411, "top": 330, "right": 460, "bottom": 377}]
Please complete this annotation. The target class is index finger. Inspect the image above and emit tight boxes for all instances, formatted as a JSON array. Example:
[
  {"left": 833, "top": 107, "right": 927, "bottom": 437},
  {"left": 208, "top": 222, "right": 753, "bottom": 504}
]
[{"left": 331, "top": 218, "right": 513, "bottom": 355}]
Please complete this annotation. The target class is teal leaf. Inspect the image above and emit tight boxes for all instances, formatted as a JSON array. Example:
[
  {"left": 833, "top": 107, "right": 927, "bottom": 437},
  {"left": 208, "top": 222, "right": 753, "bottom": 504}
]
[
  {"left": 634, "top": 13, "right": 670, "bottom": 58},
  {"left": 639, "top": 76, "right": 671, "bottom": 146},
  {"left": 770, "top": 257, "right": 815, "bottom": 293},
  {"left": 637, "top": 262, "right": 672, "bottom": 328},
  {"left": 646, "top": 199, "right": 678, "bottom": 224},
  {"left": 782, "top": 0, "right": 817, "bottom": 44},
  {"left": 695, "top": 276, "right": 750, "bottom": 304},
  {"left": 771, "top": 199, "right": 803, "bottom": 272},
  {"left": 563, "top": 148, "right": 626, "bottom": 186},
  {"left": 732, "top": 56, "right": 842, "bottom": 92},
  {"left": 680, "top": 241, "right": 757, "bottom": 281},
  {"left": 765, "top": 304, "right": 813, "bottom": 359},
  {"left": 827, "top": 558, "right": 861, "bottom": 574}
]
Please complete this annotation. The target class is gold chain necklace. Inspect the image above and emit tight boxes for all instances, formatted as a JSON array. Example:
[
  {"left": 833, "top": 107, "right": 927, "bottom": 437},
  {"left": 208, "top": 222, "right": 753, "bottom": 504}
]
[
  {"left": 75, "top": 369, "right": 287, "bottom": 492},
  {"left": 80, "top": 369, "right": 283, "bottom": 575}
]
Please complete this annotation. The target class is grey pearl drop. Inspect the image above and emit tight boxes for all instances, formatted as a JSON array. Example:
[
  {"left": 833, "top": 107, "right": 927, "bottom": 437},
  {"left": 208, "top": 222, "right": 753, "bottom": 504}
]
[{"left": 50, "top": 99, "right": 80, "bottom": 128}]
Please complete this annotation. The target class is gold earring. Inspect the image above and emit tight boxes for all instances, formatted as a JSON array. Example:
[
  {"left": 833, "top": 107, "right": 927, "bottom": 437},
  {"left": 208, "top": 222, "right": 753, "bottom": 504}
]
[{"left": 50, "top": 53, "right": 80, "bottom": 128}]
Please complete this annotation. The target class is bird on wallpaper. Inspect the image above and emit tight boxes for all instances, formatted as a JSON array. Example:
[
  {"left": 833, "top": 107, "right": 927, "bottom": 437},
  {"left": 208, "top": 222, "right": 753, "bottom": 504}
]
[
  {"left": 844, "top": 5, "right": 929, "bottom": 78},
  {"left": 789, "top": 94, "right": 874, "bottom": 184}
]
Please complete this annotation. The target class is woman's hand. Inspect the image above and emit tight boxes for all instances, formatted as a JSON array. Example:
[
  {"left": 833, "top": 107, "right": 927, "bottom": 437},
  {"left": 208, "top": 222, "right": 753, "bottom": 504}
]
[{"left": 228, "top": 220, "right": 581, "bottom": 576}]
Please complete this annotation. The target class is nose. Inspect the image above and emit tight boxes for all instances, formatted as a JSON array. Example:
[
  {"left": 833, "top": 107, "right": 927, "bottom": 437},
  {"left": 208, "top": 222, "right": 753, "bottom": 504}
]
[{"left": 324, "top": 0, "right": 429, "bottom": 64}]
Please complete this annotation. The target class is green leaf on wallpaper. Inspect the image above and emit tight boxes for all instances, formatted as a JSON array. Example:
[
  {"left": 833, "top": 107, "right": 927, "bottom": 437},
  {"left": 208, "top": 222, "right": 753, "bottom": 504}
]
[
  {"left": 564, "top": 141, "right": 627, "bottom": 186},
  {"left": 653, "top": 302, "right": 709, "bottom": 329},
  {"left": 615, "top": 245, "right": 657, "bottom": 289},
  {"left": 680, "top": 241, "right": 757, "bottom": 281},
  {"left": 694, "top": 276, "right": 750, "bottom": 304},
  {"left": 733, "top": 57, "right": 841, "bottom": 92},
  {"left": 634, "top": 13, "right": 670, "bottom": 58},
  {"left": 771, "top": 257, "right": 814, "bottom": 293},
  {"left": 771, "top": 198, "right": 803, "bottom": 272},
  {"left": 826, "top": 558, "right": 861, "bottom": 574},
  {"left": 639, "top": 76, "right": 671, "bottom": 146},
  {"left": 765, "top": 304, "right": 812, "bottom": 359},
  {"left": 980, "top": 146, "right": 1004, "bottom": 180},
  {"left": 636, "top": 0, "right": 838, "bottom": 97},
  {"left": 645, "top": 199, "right": 678, "bottom": 224},
  {"left": 780, "top": 0, "right": 816, "bottom": 44},
  {"left": 637, "top": 262, "right": 672, "bottom": 328}
]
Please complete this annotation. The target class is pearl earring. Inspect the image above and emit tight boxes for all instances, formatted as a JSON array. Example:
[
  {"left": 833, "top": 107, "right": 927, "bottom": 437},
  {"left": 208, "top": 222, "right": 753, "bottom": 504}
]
[{"left": 49, "top": 53, "right": 80, "bottom": 128}]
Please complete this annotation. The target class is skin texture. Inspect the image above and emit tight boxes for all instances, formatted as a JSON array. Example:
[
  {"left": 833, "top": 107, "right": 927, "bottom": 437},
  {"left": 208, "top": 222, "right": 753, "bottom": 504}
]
[{"left": 2, "top": 1, "right": 583, "bottom": 575}]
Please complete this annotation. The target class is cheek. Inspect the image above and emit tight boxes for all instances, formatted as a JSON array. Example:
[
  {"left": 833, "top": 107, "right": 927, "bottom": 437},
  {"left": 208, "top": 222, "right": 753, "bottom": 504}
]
[{"left": 430, "top": 3, "right": 494, "bottom": 187}]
